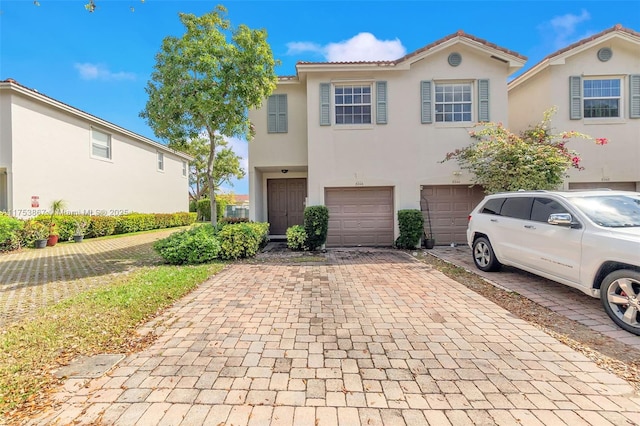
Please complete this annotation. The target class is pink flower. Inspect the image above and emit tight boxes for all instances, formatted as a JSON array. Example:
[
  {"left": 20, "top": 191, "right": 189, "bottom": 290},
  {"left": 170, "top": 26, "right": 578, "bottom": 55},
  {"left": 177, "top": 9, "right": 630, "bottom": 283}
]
[{"left": 595, "top": 138, "right": 608, "bottom": 145}]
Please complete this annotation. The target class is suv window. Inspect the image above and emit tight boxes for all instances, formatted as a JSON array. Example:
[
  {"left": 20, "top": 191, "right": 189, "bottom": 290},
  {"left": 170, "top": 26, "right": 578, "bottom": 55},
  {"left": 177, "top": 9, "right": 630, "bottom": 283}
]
[
  {"left": 530, "top": 198, "right": 569, "bottom": 223},
  {"left": 480, "top": 198, "right": 505, "bottom": 215},
  {"left": 500, "top": 197, "right": 533, "bottom": 220}
]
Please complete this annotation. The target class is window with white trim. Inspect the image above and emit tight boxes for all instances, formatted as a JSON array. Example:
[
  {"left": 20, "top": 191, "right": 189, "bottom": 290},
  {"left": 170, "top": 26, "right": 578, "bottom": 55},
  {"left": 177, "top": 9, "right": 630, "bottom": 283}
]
[
  {"left": 435, "top": 83, "right": 472, "bottom": 122},
  {"left": 157, "top": 152, "right": 164, "bottom": 171},
  {"left": 584, "top": 78, "right": 621, "bottom": 118},
  {"left": 91, "top": 129, "right": 111, "bottom": 159},
  {"left": 182, "top": 160, "right": 187, "bottom": 177},
  {"left": 335, "top": 85, "right": 371, "bottom": 124}
]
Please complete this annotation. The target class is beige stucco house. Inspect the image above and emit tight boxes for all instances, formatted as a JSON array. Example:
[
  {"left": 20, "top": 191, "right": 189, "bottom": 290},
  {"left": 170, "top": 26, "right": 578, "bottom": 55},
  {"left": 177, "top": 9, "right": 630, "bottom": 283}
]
[
  {"left": 508, "top": 24, "right": 640, "bottom": 191},
  {"left": 248, "top": 31, "right": 526, "bottom": 246},
  {"left": 0, "top": 79, "right": 191, "bottom": 219}
]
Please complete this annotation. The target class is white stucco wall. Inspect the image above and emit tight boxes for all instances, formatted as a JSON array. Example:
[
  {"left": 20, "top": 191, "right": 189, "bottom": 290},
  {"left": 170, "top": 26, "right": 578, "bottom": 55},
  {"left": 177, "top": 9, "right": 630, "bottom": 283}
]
[
  {"left": 509, "top": 35, "right": 640, "bottom": 187},
  {"left": 304, "top": 45, "right": 513, "bottom": 212},
  {"left": 2, "top": 86, "right": 189, "bottom": 218}
]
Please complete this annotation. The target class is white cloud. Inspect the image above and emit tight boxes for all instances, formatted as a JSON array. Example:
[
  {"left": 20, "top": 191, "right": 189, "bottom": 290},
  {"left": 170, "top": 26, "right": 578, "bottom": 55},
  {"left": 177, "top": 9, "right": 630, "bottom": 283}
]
[
  {"left": 286, "top": 32, "right": 406, "bottom": 62},
  {"left": 545, "top": 10, "right": 593, "bottom": 49},
  {"left": 74, "top": 63, "right": 136, "bottom": 81}
]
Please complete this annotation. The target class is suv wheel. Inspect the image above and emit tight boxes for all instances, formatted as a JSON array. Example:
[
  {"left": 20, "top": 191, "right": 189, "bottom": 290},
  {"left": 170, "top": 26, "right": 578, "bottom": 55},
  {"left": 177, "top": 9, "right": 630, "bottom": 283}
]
[
  {"left": 601, "top": 270, "right": 640, "bottom": 336},
  {"left": 472, "top": 237, "right": 501, "bottom": 272}
]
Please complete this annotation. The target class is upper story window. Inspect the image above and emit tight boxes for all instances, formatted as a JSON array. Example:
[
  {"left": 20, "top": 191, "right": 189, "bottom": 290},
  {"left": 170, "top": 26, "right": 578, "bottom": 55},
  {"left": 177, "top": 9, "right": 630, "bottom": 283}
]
[
  {"left": 335, "top": 85, "right": 371, "bottom": 124},
  {"left": 422, "top": 79, "right": 489, "bottom": 124},
  {"left": 157, "top": 152, "right": 164, "bottom": 171},
  {"left": 182, "top": 160, "right": 187, "bottom": 177},
  {"left": 435, "top": 83, "right": 472, "bottom": 122},
  {"left": 91, "top": 128, "right": 111, "bottom": 160},
  {"left": 583, "top": 78, "right": 621, "bottom": 118}
]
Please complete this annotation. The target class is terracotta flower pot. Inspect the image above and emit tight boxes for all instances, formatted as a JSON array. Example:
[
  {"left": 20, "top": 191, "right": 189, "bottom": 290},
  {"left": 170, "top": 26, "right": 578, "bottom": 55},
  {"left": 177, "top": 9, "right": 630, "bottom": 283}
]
[{"left": 47, "top": 235, "right": 59, "bottom": 247}]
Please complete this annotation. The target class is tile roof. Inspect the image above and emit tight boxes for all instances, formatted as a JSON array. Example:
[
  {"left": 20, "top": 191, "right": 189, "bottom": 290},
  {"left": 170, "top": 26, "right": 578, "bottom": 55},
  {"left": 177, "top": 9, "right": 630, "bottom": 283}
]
[{"left": 295, "top": 29, "right": 526, "bottom": 68}]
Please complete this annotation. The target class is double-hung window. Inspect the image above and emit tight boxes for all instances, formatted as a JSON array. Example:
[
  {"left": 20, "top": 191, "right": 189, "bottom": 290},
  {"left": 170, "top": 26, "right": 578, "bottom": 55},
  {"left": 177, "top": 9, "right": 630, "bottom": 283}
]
[
  {"left": 335, "top": 85, "right": 371, "bottom": 124},
  {"left": 182, "top": 160, "right": 188, "bottom": 177},
  {"left": 157, "top": 152, "right": 164, "bottom": 171},
  {"left": 91, "top": 129, "right": 111, "bottom": 160},
  {"left": 583, "top": 78, "right": 621, "bottom": 118},
  {"left": 435, "top": 83, "right": 472, "bottom": 122}
]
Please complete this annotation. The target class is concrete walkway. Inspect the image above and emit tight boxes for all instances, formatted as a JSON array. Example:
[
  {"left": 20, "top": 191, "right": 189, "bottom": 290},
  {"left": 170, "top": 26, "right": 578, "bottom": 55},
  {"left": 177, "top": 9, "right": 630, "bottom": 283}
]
[{"left": 29, "top": 249, "right": 640, "bottom": 425}]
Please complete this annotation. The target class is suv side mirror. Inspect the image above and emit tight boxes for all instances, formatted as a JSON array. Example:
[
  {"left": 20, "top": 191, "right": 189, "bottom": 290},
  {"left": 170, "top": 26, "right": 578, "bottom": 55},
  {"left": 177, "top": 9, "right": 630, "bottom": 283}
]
[{"left": 548, "top": 213, "right": 581, "bottom": 229}]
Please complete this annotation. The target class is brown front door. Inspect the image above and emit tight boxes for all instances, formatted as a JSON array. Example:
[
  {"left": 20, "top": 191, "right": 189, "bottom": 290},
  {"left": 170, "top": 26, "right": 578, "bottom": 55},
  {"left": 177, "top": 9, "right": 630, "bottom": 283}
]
[{"left": 267, "top": 178, "right": 307, "bottom": 235}]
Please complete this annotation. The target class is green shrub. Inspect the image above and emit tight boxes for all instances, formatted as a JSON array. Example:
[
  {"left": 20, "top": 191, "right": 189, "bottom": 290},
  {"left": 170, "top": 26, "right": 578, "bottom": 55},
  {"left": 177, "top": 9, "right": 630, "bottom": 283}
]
[
  {"left": 87, "top": 216, "right": 118, "bottom": 238},
  {"left": 153, "top": 213, "right": 174, "bottom": 229},
  {"left": 16, "top": 220, "right": 49, "bottom": 248},
  {"left": 0, "top": 213, "right": 23, "bottom": 252},
  {"left": 115, "top": 213, "right": 155, "bottom": 234},
  {"left": 395, "top": 209, "right": 424, "bottom": 249},
  {"left": 217, "top": 223, "right": 264, "bottom": 260},
  {"left": 220, "top": 217, "right": 250, "bottom": 225},
  {"left": 304, "top": 205, "right": 329, "bottom": 251},
  {"left": 154, "top": 224, "right": 220, "bottom": 265},
  {"left": 196, "top": 199, "right": 211, "bottom": 222},
  {"left": 286, "top": 225, "right": 307, "bottom": 251},
  {"left": 189, "top": 200, "right": 197, "bottom": 213}
]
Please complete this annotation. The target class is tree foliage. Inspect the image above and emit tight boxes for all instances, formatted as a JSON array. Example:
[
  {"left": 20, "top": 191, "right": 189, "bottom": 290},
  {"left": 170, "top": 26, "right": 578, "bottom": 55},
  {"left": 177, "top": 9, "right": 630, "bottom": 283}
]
[
  {"left": 442, "top": 107, "right": 608, "bottom": 194},
  {"left": 141, "top": 5, "right": 277, "bottom": 224},
  {"left": 178, "top": 135, "right": 245, "bottom": 202}
]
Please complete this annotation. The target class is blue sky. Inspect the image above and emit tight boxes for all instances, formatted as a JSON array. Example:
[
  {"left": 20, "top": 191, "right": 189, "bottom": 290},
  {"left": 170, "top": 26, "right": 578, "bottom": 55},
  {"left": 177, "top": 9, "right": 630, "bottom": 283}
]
[{"left": 2, "top": 0, "right": 639, "bottom": 194}]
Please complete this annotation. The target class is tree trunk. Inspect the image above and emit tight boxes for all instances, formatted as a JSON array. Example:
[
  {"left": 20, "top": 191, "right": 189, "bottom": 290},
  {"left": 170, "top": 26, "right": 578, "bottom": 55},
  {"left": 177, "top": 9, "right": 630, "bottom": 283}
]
[{"left": 207, "top": 132, "right": 217, "bottom": 227}]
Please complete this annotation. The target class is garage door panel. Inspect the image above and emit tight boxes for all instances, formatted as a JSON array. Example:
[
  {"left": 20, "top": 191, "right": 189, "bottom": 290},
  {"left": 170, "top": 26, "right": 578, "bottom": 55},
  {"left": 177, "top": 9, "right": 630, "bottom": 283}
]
[
  {"left": 421, "top": 185, "right": 485, "bottom": 245},
  {"left": 326, "top": 187, "right": 394, "bottom": 247}
]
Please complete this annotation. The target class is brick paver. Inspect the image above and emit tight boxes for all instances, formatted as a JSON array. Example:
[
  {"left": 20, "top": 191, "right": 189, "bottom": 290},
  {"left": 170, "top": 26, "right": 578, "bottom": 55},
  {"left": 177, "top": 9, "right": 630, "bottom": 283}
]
[
  {"left": 0, "top": 229, "right": 179, "bottom": 327},
  {"left": 28, "top": 249, "right": 640, "bottom": 425},
  {"left": 428, "top": 245, "right": 640, "bottom": 350}
]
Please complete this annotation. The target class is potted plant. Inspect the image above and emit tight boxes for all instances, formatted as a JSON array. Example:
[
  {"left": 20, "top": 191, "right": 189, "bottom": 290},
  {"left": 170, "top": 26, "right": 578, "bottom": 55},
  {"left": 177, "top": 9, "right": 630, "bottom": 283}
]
[
  {"left": 72, "top": 218, "right": 88, "bottom": 243},
  {"left": 30, "top": 221, "right": 50, "bottom": 249},
  {"left": 422, "top": 198, "right": 436, "bottom": 249},
  {"left": 46, "top": 199, "right": 66, "bottom": 246}
]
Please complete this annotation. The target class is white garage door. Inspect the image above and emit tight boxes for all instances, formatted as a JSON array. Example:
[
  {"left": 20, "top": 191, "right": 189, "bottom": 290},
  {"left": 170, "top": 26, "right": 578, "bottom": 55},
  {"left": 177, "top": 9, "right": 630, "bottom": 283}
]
[
  {"left": 568, "top": 182, "right": 637, "bottom": 191},
  {"left": 421, "top": 185, "right": 485, "bottom": 246},
  {"left": 325, "top": 187, "right": 394, "bottom": 247}
]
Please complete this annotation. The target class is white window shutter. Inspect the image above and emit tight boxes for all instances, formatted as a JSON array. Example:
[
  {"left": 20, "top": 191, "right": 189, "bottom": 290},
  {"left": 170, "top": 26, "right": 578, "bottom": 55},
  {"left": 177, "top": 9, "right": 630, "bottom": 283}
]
[
  {"left": 478, "top": 79, "right": 490, "bottom": 122},
  {"left": 630, "top": 74, "right": 640, "bottom": 119},
  {"left": 320, "top": 83, "right": 331, "bottom": 126},
  {"left": 569, "top": 76, "right": 582, "bottom": 120},
  {"left": 421, "top": 81, "right": 432, "bottom": 124},
  {"left": 376, "top": 81, "right": 388, "bottom": 124}
]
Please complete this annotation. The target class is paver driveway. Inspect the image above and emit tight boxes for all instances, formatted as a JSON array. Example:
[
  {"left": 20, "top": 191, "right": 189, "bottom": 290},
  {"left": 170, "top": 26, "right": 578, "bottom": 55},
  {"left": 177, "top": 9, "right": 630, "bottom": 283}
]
[{"left": 30, "top": 249, "right": 640, "bottom": 425}]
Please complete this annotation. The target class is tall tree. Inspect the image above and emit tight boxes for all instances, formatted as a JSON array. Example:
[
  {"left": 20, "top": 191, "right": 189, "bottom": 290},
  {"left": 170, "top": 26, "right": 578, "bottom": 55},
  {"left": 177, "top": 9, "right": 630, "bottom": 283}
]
[
  {"left": 141, "top": 5, "right": 277, "bottom": 225},
  {"left": 442, "top": 107, "right": 608, "bottom": 194}
]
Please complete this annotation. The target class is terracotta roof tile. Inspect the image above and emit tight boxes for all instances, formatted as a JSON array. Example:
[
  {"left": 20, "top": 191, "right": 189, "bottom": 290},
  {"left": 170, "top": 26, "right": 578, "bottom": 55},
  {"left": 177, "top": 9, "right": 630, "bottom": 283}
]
[
  {"left": 530, "top": 24, "right": 639, "bottom": 68},
  {"left": 295, "top": 30, "right": 526, "bottom": 68}
]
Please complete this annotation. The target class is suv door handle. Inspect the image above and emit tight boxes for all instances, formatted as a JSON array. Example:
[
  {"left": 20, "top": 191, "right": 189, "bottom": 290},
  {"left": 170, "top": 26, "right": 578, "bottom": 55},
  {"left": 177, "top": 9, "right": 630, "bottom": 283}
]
[{"left": 524, "top": 225, "right": 536, "bottom": 229}]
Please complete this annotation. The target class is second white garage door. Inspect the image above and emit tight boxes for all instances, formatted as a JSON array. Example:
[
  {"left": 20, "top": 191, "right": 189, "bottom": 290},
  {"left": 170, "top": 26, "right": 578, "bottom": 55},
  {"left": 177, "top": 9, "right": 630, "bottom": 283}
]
[{"left": 325, "top": 187, "right": 394, "bottom": 247}]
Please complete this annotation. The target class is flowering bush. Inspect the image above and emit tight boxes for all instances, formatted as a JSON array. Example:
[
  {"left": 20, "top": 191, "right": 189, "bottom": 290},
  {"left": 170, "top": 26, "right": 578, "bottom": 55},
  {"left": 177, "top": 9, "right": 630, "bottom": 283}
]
[{"left": 442, "top": 107, "right": 607, "bottom": 194}]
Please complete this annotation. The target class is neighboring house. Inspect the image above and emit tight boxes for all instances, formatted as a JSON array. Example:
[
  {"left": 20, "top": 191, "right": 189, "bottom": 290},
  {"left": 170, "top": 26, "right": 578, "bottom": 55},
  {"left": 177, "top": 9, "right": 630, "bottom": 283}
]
[
  {"left": 0, "top": 79, "right": 191, "bottom": 219},
  {"left": 248, "top": 31, "right": 526, "bottom": 246},
  {"left": 508, "top": 24, "right": 640, "bottom": 192},
  {"left": 225, "top": 194, "right": 250, "bottom": 218}
]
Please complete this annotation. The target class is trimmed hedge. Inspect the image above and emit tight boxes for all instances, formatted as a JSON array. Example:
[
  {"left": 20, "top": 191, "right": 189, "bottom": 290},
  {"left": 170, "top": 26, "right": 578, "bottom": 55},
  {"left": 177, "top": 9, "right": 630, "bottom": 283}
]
[
  {"left": 1, "top": 212, "right": 197, "bottom": 252},
  {"left": 154, "top": 221, "right": 270, "bottom": 264},
  {"left": 395, "top": 209, "right": 424, "bottom": 249},
  {"left": 304, "top": 205, "right": 329, "bottom": 251}
]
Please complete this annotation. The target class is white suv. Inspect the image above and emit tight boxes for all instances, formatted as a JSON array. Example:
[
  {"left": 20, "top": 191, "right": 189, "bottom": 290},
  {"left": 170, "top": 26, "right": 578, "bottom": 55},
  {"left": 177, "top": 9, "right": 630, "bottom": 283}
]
[{"left": 466, "top": 190, "right": 640, "bottom": 335}]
